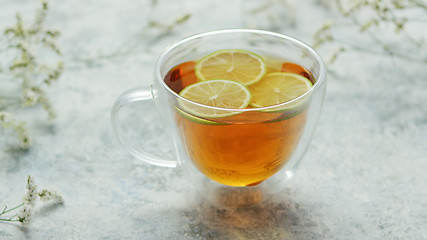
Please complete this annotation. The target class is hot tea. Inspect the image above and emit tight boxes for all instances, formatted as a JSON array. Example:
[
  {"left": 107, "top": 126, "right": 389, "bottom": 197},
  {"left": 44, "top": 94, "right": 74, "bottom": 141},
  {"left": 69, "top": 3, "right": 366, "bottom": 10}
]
[{"left": 164, "top": 49, "right": 314, "bottom": 187}]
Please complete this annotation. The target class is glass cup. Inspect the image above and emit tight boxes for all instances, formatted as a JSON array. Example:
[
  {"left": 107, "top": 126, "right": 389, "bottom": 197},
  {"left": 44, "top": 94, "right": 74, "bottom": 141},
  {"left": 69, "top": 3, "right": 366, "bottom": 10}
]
[{"left": 111, "top": 29, "right": 326, "bottom": 208}]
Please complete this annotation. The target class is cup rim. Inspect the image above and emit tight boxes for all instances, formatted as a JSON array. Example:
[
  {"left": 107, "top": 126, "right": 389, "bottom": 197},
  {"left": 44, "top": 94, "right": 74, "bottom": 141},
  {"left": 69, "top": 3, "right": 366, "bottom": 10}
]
[{"left": 154, "top": 29, "right": 326, "bottom": 112}]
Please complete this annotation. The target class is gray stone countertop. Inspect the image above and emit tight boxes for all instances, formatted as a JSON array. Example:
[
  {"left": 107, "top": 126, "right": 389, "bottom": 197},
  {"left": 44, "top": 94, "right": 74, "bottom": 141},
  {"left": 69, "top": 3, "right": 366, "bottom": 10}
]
[{"left": 1, "top": 0, "right": 426, "bottom": 239}]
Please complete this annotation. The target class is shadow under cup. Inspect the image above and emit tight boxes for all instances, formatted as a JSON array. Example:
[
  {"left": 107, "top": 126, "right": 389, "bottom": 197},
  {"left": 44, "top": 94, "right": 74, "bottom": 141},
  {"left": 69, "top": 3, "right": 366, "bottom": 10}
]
[
  {"left": 153, "top": 30, "right": 326, "bottom": 208},
  {"left": 112, "top": 29, "right": 326, "bottom": 209}
]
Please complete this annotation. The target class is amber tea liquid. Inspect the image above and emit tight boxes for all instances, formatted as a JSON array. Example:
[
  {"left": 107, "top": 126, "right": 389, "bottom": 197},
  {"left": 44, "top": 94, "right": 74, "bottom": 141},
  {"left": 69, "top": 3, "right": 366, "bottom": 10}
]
[{"left": 164, "top": 53, "right": 314, "bottom": 187}]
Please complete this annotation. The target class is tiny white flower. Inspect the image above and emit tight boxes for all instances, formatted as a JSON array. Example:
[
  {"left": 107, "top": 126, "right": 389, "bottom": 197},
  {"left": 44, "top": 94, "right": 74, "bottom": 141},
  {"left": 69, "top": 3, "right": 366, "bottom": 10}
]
[
  {"left": 0, "top": 111, "right": 15, "bottom": 128},
  {"left": 21, "top": 88, "right": 39, "bottom": 106},
  {"left": 23, "top": 188, "right": 37, "bottom": 206},
  {"left": 38, "top": 189, "right": 64, "bottom": 204},
  {"left": 23, "top": 175, "right": 38, "bottom": 206},
  {"left": 26, "top": 175, "right": 36, "bottom": 189},
  {"left": 17, "top": 204, "right": 33, "bottom": 224}
]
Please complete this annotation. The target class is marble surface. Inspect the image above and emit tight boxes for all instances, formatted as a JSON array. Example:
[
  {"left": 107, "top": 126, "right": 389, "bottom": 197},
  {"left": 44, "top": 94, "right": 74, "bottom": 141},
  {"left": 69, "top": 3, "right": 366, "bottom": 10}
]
[{"left": 1, "top": 0, "right": 427, "bottom": 239}]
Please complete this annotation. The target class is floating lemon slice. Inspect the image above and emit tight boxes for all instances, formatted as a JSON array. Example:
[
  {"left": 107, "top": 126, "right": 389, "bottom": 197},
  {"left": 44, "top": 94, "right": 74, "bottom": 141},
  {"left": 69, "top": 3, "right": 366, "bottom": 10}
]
[
  {"left": 179, "top": 79, "right": 251, "bottom": 118},
  {"left": 249, "top": 72, "right": 313, "bottom": 111},
  {"left": 195, "top": 49, "right": 266, "bottom": 86},
  {"left": 174, "top": 107, "right": 227, "bottom": 125}
]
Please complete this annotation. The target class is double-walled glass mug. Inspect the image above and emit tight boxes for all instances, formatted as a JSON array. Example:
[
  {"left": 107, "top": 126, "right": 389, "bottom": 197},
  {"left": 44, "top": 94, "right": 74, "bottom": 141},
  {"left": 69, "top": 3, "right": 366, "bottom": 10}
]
[{"left": 111, "top": 29, "right": 326, "bottom": 208}]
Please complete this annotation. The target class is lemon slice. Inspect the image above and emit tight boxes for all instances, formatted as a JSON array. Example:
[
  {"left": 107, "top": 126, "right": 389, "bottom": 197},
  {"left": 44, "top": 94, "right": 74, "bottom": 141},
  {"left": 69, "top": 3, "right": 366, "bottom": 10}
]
[
  {"left": 174, "top": 107, "right": 227, "bottom": 125},
  {"left": 249, "top": 72, "right": 313, "bottom": 111},
  {"left": 195, "top": 49, "right": 266, "bottom": 86},
  {"left": 179, "top": 79, "right": 251, "bottom": 118}
]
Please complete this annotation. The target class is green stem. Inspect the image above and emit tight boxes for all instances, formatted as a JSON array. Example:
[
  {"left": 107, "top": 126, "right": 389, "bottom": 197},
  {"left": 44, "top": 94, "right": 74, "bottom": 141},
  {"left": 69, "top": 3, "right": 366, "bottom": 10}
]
[
  {"left": 0, "top": 218, "right": 20, "bottom": 222},
  {"left": 0, "top": 203, "right": 24, "bottom": 216},
  {"left": 0, "top": 213, "right": 18, "bottom": 222}
]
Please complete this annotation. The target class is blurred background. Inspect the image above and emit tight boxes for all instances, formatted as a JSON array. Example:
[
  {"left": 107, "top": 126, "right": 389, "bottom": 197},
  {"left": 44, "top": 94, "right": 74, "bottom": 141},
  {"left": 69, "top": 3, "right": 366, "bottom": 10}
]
[{"left": 1, "top": 0, "right": 426, "bottom": 239}]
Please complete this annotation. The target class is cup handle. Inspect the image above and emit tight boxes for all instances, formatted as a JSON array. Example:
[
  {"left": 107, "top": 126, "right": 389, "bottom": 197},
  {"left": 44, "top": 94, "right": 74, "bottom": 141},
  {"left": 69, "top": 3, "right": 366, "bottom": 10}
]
[{"left": 111, "top": 86, "right": 177, "bottom": 168}]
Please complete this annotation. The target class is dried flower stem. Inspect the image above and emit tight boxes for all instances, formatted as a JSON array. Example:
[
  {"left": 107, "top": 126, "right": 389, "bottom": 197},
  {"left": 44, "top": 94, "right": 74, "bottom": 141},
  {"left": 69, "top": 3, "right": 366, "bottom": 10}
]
[
  {"left": 0, "top": 111, "right": 31, "bottom": 149},
  {"left": 0, "top": 175, "right": 63, "bottom": 225},
  {"left": 71, "top": 13, "right": 192, "bottom": 64},
  {"left": 314, "top": 0, "right": 427, "bottom": 64},
  {"left": 0, "top": 0, "right": 63, "bottom": 149}
]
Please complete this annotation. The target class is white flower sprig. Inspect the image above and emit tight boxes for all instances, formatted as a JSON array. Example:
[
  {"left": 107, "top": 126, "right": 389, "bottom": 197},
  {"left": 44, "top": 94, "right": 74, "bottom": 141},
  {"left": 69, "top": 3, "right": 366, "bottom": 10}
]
[
  {"left": 313, "top": 0, "right": 427, "bottom": 63},
  {"left": 0, "top": 0, "right": 63, "bottom": 149},
  {"left": 0, "top": 111, "right": 30, "bottom": 149},
  {"left": 0, "top": 175, "right": 64, "bottom": 225},
  {"left": 72, "top": 13, "right": 191, "bottom": 64}
]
